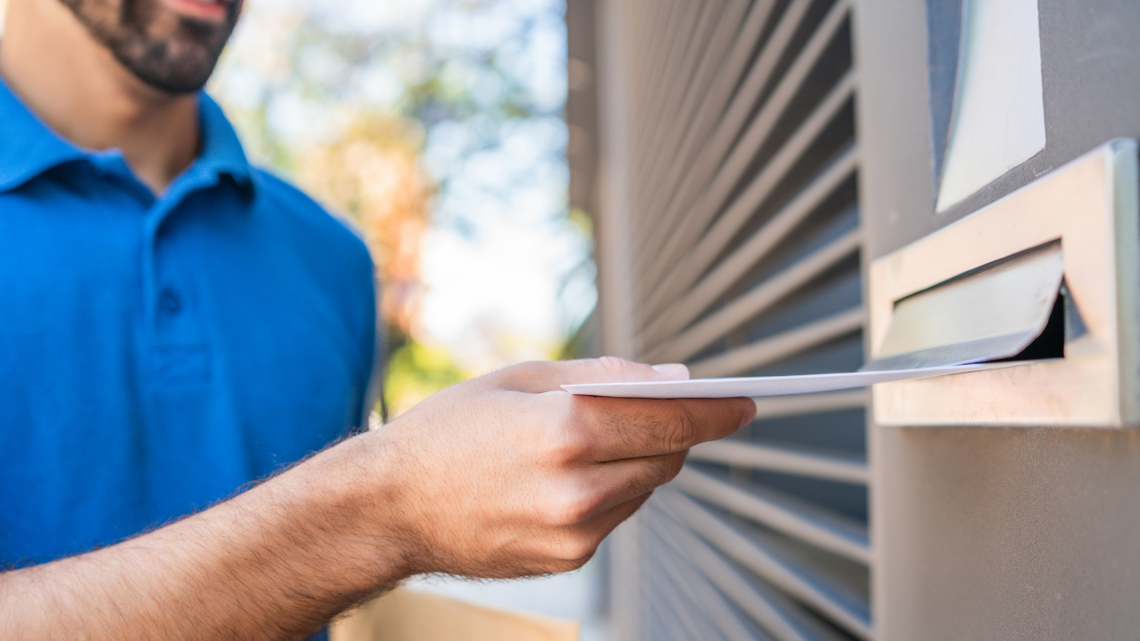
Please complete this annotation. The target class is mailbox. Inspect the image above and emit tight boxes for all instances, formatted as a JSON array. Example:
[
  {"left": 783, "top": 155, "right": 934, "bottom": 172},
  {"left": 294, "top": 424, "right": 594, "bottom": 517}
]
[{"left": 867, "top": 139, "right": 1140, "bottom": 427}]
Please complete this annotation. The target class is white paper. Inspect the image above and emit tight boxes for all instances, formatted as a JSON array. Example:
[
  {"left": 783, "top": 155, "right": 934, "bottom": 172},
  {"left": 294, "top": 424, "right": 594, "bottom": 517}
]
[{"left": 562, "top": 362, "right": 1035, "bottom": 399}]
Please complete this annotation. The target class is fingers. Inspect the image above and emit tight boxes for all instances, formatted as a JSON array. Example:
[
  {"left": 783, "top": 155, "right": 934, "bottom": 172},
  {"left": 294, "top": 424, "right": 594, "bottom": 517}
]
[
  {"left": 569, "top": 395, "right": 755, "bottom": 462},
  {"left": 543, "top": 493, "right": 655, "bottom": 572},
  {"left": 538, "top": 452, "right": 687, "bottom": 529},
  {"left": 581, "top": 452, "right": 687, "bottom": 518},
  {"left": 498, "top": 357, "right": 690, "bottom": 394},
  {"left": 590, "top": 491, "right": 653, "bottom": 537},
  {"left": 535, "top": 453, "right": 690, "bottom": 571}
]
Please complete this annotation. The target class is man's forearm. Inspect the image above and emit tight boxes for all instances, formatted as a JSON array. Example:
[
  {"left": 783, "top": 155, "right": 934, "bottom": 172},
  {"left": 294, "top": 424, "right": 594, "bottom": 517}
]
[
  {"left": 0, "top": 436, "right": 406, "bottom": 641},
  {"left": 0, "top": 359, "right": 753, "bottom": 640}
]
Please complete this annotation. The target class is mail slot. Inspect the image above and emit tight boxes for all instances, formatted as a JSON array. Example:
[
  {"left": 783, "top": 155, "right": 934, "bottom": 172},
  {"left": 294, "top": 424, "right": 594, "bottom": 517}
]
[{"left": 867, "top": 139, "right": 1140, "bottom": 428}]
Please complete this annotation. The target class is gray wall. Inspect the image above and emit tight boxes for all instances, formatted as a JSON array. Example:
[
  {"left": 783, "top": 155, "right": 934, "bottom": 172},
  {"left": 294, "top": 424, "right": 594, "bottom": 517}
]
[
  {"left": 874, "top": 428, "right": 1140, "bottom": 639},
  {"left": 855, "top": 0, "right": 1140, "bottom": 638}
]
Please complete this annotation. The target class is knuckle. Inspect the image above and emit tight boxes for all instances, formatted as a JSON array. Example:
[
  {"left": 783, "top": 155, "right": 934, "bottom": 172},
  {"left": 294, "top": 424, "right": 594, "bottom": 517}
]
[
  {"left": 546, "top": 488, "right": 600, "bottom": 526},
  {"left": 640, "top": 453, "right": 686, "bottom": 492},
  {"left": 662, "top": 406, "right": 698, "bottom": 451},
  {"left": 549, "top": 535, "right": 598, "bottom": 565},
  {"left": 663, "top": 452, "right": 687, "bottom": 482},
  {"left": 596, "top": 356, "right": 631, "bottom": 377},
  {"left": 545, "top": 422, "right": 591, "bottom": 466},
  {"left": 565, "top": 551, "right": 596, "bottom": 571},
  {"left": 578, "top": 398, "right": 609, "bottom": 439},
  {"left": 501, "top": 360, "right": 547, "bottom": 384},
  {"left": 543, "top": 556, "right": 590, "bottom": 574}
]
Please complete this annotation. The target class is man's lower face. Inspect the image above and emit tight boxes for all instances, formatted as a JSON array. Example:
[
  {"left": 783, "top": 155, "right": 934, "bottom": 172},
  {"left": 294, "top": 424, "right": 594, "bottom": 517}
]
[{"left": 58, "top": 0, "right": 242, "bottom": 94}]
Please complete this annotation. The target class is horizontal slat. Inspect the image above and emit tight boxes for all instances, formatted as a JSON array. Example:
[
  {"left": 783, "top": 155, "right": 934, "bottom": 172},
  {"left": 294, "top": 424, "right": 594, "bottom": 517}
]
[
  {"left": 633, "top": 0, "right": 724, "bottom": 196},
  {"left": 632, "top": 0, "right": 707, "bottom": 208},
  {"left": 646, "top": 559, "right": 719, "bottom": 641},
  {"left": 625, "top": 2, "right": 665, "bottom": 136},
  {"left": 644, "top": 70, "right": 858, "bottom": 316},
  {"left": 672, "top": 0, "right": 854, "bottom": 259},
  {"left": 629, "top": 1, "right": 682, "bottom": 182},
  {"left": 637, "top": 0, "right": 818, "bottom": 259},
  {"left": 673, "top": 466, "right": 870, "bottom": 564},
  {"left": 658, "top": 489, "right": 873, "bottom": 640},
  {"left": 651, "top": 508, "right": 859, "bottom": 641},
  {"left": 631, "top": 3, "right": 685, "bottom": 199},
  {"left": 648, "top": 511, "right": 815, "bottom": 641},
  {"left": 689, "top": 307, "right": 863, "bottom": 378},
  {"left": 752, "top": 389, "right": 866, "bottom": 419},
  {"left": 646, "top": 225, "right": 860, "bottom": 361},
  {"left": 642, "top": 0, "right": 781, "bottom": 245},
  {"left": 642, "top": 0, "right": 754, "bottom": 216},
  {"left": 641, "top": 145, "right": 859, "bottom": 355},
  {"left": 647, "top": 521, "right": 769, "bottom": 641},
  {"left": 645, "top": 588, "right": 704, "bottom": 641},
  {"left": 689, "top": 440, "right": 868, "bottom": 484},
  {"left": 642, "top": 147, "right": 857, "bottom": 350}
]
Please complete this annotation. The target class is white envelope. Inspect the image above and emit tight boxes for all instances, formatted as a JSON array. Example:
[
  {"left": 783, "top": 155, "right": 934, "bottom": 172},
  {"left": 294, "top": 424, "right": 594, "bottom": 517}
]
[{"left": 561, "top": 362, "right": 1035, "bottom": 399}]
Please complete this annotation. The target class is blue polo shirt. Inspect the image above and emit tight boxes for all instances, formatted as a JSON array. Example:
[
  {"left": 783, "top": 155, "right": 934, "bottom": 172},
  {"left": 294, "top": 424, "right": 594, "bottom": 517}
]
[{"left": 0, "top": 80, "right": 378, "bottom": 569}]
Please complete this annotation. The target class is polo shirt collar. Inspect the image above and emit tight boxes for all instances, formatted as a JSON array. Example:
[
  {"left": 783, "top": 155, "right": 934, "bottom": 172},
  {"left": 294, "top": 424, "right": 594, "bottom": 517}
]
[
  {"left": 0, "top": 77, "right": 87, "bottom": 192},
  {"left": 0, "top": 76, "right": 254, "bottom": 195},
  {"left": 196, "top": 93, "right": 254, "bottom": 193}
]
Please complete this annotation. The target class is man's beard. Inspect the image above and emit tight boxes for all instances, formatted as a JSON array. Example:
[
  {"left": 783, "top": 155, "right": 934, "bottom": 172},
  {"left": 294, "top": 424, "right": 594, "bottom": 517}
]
[{"left": 58, "top": 0, "right": 240, "bottom": 95}]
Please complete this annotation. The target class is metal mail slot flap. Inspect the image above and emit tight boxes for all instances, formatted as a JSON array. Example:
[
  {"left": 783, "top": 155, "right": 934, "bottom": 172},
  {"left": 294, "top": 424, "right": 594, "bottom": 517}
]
[
  {"left": 862, "top": 243, "right": 1064, "bottom": 372},
  {"left": 867, "top": 139, "right": 1140, "bottom": 428}
]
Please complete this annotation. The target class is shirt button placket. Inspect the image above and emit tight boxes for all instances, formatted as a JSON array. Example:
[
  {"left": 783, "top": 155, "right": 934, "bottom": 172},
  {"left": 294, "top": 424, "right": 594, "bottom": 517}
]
[{"left": 158, "top": 287, "right": 182, "bottom": 316}]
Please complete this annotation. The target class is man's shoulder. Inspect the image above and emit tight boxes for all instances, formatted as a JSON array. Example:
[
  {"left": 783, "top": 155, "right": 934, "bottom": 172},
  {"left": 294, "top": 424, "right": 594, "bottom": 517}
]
[{"left": 249, "top": 167, "right": 372, "bottom": 265}]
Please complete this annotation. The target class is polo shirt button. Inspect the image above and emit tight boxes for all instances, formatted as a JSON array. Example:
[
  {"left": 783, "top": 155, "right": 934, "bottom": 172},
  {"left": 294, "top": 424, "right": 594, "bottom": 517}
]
[{"left": 159, "top": 288, "right": 182, "bottom": 315}]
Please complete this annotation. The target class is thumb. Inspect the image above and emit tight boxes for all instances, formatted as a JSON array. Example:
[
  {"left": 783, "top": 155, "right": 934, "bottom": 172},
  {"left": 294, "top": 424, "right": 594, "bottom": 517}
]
[{"left": 499, "top": 357, "right": 690, "bottom": 393}]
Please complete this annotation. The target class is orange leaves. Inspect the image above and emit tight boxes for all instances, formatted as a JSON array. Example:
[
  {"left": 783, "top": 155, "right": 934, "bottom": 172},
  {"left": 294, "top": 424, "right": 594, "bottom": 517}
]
[{"left": 299, "top": 115, "right": 433, "bottom": 337}]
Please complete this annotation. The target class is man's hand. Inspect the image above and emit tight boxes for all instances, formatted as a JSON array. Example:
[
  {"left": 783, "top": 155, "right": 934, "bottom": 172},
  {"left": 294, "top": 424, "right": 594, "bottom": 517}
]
[
  {"left": 0, "top": 358, "right": 754, "bottom": 640},
  {"left": 367, "top": 358, "right": 756, "bottom": 578}
]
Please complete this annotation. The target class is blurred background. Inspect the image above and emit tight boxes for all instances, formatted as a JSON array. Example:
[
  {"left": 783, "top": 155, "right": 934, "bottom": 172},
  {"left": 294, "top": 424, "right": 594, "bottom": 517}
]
[
  {"left": 208, "top": 0, "right": 595, "bottom": 418},
  {"left": 209, "top": 0, "right": 605, "bottom": 637}
]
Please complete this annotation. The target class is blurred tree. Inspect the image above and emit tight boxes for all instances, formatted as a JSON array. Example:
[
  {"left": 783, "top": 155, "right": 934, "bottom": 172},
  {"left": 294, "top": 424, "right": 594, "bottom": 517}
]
[
  {"left": 299, "top": 114, "right": 431, "bottom": 338},
  {"left": 211, "top": 0, "right": 586, "bottom": 417}
]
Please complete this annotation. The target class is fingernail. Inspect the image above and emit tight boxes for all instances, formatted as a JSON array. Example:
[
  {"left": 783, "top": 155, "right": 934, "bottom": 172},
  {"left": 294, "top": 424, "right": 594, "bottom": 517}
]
[
  {"left": 740, "top": 400, "right": 757, "bottom": 427},
  {"left": 651, "top": 363, "right": 689, "bottom": 379}
]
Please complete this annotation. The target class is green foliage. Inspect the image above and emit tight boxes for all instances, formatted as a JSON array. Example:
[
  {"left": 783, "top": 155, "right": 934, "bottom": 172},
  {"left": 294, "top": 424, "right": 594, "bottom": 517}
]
[{"left": 384, "top": 340, "right": 472, "bottom": 416}]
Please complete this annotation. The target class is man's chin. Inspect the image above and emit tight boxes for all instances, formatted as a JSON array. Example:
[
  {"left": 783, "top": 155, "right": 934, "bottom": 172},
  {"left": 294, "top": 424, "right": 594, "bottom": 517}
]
[
  {"left": 128, "top": 67, "right": 215, "bottom": 95},
  {"left": 57, "top": 0, "right": 239, "bottom": 95},
  {"left": 112, "top": 41, "right": 222, "bottom": 95}
]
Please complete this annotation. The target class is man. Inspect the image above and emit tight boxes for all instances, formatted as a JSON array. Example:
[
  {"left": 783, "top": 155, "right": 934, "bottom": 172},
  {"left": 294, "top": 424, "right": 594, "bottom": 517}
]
[{"left": 0, "top": 0, "right": 755, "bottom": 638}]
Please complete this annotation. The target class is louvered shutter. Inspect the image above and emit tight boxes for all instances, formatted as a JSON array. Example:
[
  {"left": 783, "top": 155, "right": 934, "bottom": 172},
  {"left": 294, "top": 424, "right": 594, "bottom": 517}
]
[{"left": 574, "top": 0, "right": 870, "bottom": 638}]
